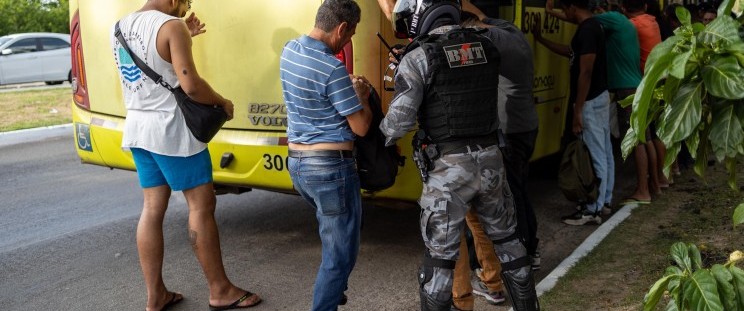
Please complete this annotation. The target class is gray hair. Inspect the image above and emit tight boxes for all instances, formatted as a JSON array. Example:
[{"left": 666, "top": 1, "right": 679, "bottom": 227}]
[{"left": 315, "top": 0, "right": 361, "bottom": 32}]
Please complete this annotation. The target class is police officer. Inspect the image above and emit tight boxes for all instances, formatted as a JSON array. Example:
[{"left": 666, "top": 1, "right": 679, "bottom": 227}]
[{"left": 378, "top": 1, "right": 540, "bottom": 310}]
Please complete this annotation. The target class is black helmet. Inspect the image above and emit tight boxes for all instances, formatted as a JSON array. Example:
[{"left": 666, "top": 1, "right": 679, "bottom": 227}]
[{"left": 392, "top": 0, "right": 461, "bottom": 39}]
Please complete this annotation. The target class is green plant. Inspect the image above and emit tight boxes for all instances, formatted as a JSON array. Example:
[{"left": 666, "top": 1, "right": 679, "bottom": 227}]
[
  {"left": 645, "top": 244, "right": 744, "bottom": 311},
  {"left": 620, "top": 0, "right": 744, "bottom": 309},
  {"left": 621, "top": 0, "right": 744, "bottom": 221}
]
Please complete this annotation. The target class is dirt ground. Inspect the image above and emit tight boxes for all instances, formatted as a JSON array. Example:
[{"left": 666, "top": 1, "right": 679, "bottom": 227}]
[{"left": 537, "top": 159, "right": 744, "bottom": 310}]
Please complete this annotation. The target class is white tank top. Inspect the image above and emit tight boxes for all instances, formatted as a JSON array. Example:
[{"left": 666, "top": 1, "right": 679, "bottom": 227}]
[{"left": 112, "top": 10, "right": 206, "bottom": 156}]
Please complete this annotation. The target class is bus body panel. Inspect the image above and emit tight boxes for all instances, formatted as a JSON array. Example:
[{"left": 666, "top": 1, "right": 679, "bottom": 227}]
[{"left": 71, "top": 0, "right": 572, "bottom": 202}]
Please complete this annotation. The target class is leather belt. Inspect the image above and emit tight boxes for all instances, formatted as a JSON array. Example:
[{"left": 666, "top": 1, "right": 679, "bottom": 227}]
[
  {"left": 437, "top": 137, "right": 499, "bottom": 155},
  {"left": 288, "top": 149, "right": 354, "bottom": 159}
]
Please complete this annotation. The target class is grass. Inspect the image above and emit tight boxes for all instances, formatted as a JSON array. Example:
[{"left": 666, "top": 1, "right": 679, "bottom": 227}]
[
  {"left": 0, "top": 88, "right": 72, "bottom": 132},
  {"left": 539, "top": 165, "right": 744, "bottom": 310}
]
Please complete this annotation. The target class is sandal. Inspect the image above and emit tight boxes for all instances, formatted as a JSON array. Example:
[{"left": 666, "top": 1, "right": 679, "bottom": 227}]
[{"left": 209, "top": 291, "right": 262, "bottom": 310}]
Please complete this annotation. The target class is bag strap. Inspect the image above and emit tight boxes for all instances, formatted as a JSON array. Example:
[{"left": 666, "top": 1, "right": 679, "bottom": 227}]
[{"left": 114, "top": 21, "right": 175, "bottom": 92}]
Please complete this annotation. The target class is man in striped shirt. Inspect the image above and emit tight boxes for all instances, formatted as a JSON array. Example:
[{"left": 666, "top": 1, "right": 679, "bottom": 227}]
[{"left": 279, "top": 0, "right": 371, "bottom": 310}]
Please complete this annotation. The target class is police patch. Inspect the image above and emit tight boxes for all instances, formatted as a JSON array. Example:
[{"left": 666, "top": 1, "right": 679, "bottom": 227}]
[{"left": 443, "top": 42, "right": 487, "bottom": 68}]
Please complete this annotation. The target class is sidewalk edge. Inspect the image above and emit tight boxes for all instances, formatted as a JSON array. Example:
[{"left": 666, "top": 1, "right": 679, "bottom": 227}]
[
  {"left": 535, "top": 203, "right": 639, "bottom": 297},
  {"left": 0, "top": 124, "right": 73, "bottom": 148}
]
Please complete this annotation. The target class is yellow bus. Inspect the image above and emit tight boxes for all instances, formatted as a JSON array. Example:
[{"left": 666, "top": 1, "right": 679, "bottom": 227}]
[{"left": 69, "top": 0, "right": 573, "bottom": 201}]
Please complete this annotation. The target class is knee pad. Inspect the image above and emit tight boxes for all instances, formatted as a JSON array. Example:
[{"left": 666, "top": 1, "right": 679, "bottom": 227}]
[
  {"left": 418, "top": 255, "right": 456, "bottom": 311},
  {"left": 492, "top": 237, "right": 540, "bottom": 311}
]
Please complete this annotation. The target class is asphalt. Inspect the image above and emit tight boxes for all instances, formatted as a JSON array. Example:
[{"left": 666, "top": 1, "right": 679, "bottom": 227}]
[{"left": 0, "top": 124, "right": 643, "bottom": 306}]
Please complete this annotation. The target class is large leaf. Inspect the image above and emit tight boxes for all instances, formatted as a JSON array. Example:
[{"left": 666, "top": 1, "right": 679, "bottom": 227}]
[
  {"left": 676, "top": 5, "right": 692, "bottom": 27},
  {"left": 697, "top": 15, "right": 741, "bottom": 46},
  {"left": 686, "top": 130, "right": 701, "bottom": 159},
  {"left": 694, "top": 127, "right": 711, "bottom": 178},
  {"left": 664, "top": 143, "right": 682, "bottom": 177},
  {"left": 682, "top": 269, "right": 724, "bottom": 311},
  {"left": 621, "top": 127, "right": 639, "bottom": 160},
  {"left": 664, "top": 76, "right": 682, "bottom": 104},
  {"left": 645, "top": 274, "right": 677, "bottom": 311},
  {"left": 719, "top": 0, "right": 737, "bottom": 18},
  {"left": 725, "top": 158, "right": 738, "bottom": 191},
  {"left": 672, "top": 242, "right": 694, "bottom": 272},
  {"left": 731, "top": 266, "right": 744, "bottom": 309},
  {"left": 689, "top": 244, "right": 703, "bottom": 272},
  {"left": 670, "top": 50, "right": 693, "bottom": 80},
  {"left": 709, "top": 103, "right": 744, "bottom": 162},
  {"left": 632, "top": 37, "right": 682, "bottom": 138},
  {"left": 702, "top": 56, "right": 744, "bottom": 100},
  {"left": 659, "top": 80, "right": 704, "bottom": 147},
  {"left": 734, "top": 202, "right": 744, "bottom": 227},
  {"left": 712, "top": 264, "right": 738, "bottom": 311}
]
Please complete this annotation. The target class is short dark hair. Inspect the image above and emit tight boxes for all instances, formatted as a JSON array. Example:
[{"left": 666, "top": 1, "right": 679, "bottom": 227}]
[
  {"left": 622, "top": 0, "right": 646, "bottom": 13},
  {"left": 315, "top": 0, "right": 361, "bottom": 32},
  {"left": 559, "top": 0, "right": 591, "bottom": 10},
  {"left": 460, "top": 11, "right": 480, "bottom": 26}
]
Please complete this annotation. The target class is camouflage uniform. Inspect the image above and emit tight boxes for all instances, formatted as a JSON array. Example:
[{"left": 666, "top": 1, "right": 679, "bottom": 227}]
[{"left": 380, "top": 25, "right": 538, "bottom": 311}]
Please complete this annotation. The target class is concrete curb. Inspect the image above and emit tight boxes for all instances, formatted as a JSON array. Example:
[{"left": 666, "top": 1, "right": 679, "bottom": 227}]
[
  {"left": 0, "top": 123, "right": 72, "bottom": 148},
  {"left": 535, "top": 202, "right": 640, "bottom": 296}
]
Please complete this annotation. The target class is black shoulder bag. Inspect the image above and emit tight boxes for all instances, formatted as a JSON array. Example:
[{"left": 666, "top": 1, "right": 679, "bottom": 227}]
[{"left": 114, "top": 22, "right": 227, "bottom": 143}]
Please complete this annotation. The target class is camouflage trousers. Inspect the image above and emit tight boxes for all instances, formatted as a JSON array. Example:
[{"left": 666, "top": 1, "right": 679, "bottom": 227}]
[{"left": 418, "top": 144, "right": 522, "bottom": 302}]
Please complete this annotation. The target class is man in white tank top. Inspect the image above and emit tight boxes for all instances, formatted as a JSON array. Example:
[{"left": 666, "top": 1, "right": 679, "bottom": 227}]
[{"left": 111, "top": 1, "right": 260, "bottom": 310}]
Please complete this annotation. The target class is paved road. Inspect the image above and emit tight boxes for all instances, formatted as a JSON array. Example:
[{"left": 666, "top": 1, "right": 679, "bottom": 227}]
[{"left": 0, "top": 135, "right": 637, "bottom": 310}]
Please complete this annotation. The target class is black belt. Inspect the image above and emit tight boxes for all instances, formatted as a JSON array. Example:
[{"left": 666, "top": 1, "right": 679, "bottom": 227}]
[
  {"left": 287, "top": 149, "right": 354, "bottom": 159},
  {"left": 436, "top": 137, "right": 499, "bottom": 155}
]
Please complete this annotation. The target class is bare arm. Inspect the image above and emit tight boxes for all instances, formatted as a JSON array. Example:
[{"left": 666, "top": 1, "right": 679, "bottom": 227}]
[
  {"left": 572, "top": 53, "right": 596, "bottom": 134},
  {"left": 532, "top": 15, "right": 571, "bottom": 57},
  {"left": 545, "top": 0, "right": 569, "bottom": 22},
  {"left": 462, "top": 0, "right": 487, "bottom": 20},
  {"left": 377, "top": 0, "right": 396, "bottom": 21},
  {"left": 346, "top": 75, "right": 373, "bottom": 137},
  {"left": 157, "top": 18, "right": 234, "bottom": 119}
]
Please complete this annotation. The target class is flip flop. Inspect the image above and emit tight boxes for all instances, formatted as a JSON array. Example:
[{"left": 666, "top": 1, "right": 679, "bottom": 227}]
[
  {"left": 209, "top": 291, "right": 262, "bottom": 311},
  {"left": 159, "top": 292, "right": 183, "bottom": 311},
  {"left": 621, "top": 197, "right": 651, "bottom": 205}
]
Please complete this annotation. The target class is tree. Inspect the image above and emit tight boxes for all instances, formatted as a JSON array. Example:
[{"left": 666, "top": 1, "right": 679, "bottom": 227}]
[{"left": 0, "top": 0, "right": 69, "bottom": 36}]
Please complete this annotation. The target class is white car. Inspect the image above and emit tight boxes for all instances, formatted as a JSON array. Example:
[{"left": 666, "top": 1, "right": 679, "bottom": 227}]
[{"left": 0, "top": 32, "right": 71, "bottom": 85}]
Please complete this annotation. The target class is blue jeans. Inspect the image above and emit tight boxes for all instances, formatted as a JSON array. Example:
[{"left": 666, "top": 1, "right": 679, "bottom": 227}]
[
  {"left": 580, "top": 91, "right": 615, "bottom": 213},
  {"left": 288, "top": 156, "right": 362, "bottom": 311}
]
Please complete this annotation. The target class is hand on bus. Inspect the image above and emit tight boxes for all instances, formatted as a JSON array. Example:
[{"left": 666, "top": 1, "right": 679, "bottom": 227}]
[
  {"left": 351, "top": 75, "right": 371, "bottom": 100},
  {"left": 388, "top": 45, "right": 405, "bottom": 65},
  {"left": 222, "top": 99, "right": 234, "bottom": 120},
  {"left": 185, "top": 13, "right": 206, "bottom": 37},
  {"left": 546, "top": 0, "right": 555, "bottom": 13},
  {"left": 532, "top": 14, "right": 542, "bottom": 38},
  {"left": 572, "top": 111, "right": 583, "bottom": 135}
]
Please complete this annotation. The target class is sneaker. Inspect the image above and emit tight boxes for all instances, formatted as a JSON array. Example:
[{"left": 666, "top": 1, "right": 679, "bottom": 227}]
[
  {"left": 562, "top": 209, "right": 602, "bottom": 226},
  {"left": 470, "top": 275, "right": 506, "bottom": 305},
  {"left": 530, "top": 252, "right": 541, "bottom": 271},
  {"left": 602, "top": 204, "right": 612, "bottom": 215}
]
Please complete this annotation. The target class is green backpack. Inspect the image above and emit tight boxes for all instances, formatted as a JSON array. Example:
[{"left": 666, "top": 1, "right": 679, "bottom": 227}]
[{"left": 558, "top": 139, "right": 600, "bottom": 204}]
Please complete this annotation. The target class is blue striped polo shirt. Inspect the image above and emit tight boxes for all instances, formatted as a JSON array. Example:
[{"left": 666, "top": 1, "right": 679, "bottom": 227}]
[{"left": 279, "top": 35, "right": 362, "bottom": 144}]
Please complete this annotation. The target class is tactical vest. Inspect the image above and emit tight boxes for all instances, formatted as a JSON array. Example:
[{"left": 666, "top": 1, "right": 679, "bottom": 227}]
[{"left": 408, "top": 28, "right": 501, "bottom": 143}]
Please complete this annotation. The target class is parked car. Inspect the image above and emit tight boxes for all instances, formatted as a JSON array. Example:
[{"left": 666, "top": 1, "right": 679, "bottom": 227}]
[{"left": 0, "top": 32, "right": 71, "bottom": 85}]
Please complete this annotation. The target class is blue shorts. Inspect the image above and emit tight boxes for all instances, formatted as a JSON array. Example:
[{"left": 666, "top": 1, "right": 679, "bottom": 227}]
[{"left": 130, "top": 148, "right": 212, "bottom": 191}]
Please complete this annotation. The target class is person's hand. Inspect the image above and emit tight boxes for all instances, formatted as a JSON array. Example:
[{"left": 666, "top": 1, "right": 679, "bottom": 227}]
[
  {"left": 572, "top": 109, "right": 583, "bottom": 135},
  {"left": 185, "top": 13, "right": 206, "bottom": 37},
  {"left": 222, "top": 99, "right": 234, "bottom": 121},
  {"left": 532, "top": 14, "right": 542, "bottom": 39},
  {"left": 388, "top": 46, "right": 405, "bottom": 64},
  {"left": 351, "top": 75, "right": 371, "bottom": 100}
]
